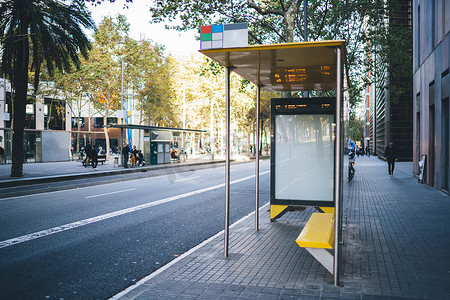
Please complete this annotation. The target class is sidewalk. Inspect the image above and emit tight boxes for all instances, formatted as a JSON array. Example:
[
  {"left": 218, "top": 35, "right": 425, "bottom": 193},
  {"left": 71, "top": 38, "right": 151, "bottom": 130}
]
[
  {"left": 110, "top": 156, "right": 450, "bottom": 300},
  {"left": 0, "top": 154, "right": 231, "bottom": 188}
]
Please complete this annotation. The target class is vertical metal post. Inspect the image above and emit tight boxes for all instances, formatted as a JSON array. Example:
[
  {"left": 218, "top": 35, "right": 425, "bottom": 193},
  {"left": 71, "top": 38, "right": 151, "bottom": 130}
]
[
  {"left": 224, "top": 66, "right": 232, "bottom": 257},
  {"left": 182, "top": 84, "right": 186, "bottom": 162},
  {"left": 121, "top": 60, "right": 124, "bottom": 113},
  {"left": 255, "top": 85, "right": 261, "bottom": 231},
  {"left": 120, "top": 128, "right": 124, "bottom": 167},
  {"left": 303, "top": 0, "right": 309, "bottom": 99},
  {"left": 120, "top": 60, "right": 125, "bottom": 167},
  {"left": 334, "top": 46, "right": 343, "bottom": 286},
  {"left": 210, "top": 98, "right": 215, "bottom": 160},
  {"left": 88, "top": 93, "right": 91, "bottom": 143}
]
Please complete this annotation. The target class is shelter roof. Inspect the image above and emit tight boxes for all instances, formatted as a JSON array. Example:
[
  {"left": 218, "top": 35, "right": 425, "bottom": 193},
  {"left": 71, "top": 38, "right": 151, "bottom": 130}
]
[{"left": 199, "top": 40, "right": 346, "bottom": 92}]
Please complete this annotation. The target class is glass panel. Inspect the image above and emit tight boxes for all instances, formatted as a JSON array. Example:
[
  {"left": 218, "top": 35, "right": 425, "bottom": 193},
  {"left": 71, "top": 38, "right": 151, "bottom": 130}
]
[{"left": 275, "top": 114, "right": 334, "bottom": 202}]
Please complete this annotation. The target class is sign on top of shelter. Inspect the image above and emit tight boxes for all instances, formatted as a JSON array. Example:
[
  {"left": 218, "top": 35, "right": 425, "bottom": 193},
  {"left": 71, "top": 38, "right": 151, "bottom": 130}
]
[
  {"left": 200, "top": 23, "right": 248, "bottom": 49},
  {"left": 199, "top": 40, "right": 346, "bottom": 92}
]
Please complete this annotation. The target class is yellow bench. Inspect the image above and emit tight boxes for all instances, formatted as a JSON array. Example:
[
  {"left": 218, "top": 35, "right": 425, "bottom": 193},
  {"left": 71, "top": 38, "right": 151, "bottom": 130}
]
[{"left": 296, "top": 212, "right": 335, "bottom": 274}]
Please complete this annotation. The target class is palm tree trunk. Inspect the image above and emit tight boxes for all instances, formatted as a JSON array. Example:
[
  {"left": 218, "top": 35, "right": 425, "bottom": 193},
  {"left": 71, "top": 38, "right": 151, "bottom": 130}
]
[{"left": 11, "top": 18, "right": 30, "bottom": 177}]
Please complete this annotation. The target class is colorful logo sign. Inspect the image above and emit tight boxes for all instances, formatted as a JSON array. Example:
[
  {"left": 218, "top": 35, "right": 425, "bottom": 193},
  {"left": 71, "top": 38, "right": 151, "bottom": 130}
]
[{"left": 200, "top": 23, "right": 248, "bottom": 50}]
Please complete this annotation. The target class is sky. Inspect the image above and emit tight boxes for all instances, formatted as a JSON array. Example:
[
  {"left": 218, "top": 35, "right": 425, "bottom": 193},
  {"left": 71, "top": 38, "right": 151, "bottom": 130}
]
[{"left": 88, "top": 1, "right": 200, "bottom": 56}]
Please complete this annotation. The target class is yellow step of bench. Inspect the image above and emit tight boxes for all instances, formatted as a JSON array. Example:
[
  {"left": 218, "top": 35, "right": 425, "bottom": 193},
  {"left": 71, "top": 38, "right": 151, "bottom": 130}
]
[
  {"left": 296, "top": 212, "right": 335, "bottom": 274},
  {"left": 317, "top": 207, "right": 335, "bottom": 214},
  {"left": 296, "top": 212, "right": 335, "bottom": 249}
]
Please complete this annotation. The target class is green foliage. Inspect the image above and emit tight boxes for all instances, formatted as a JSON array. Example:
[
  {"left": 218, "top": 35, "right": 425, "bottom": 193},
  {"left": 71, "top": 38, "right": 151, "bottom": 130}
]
[
  {"left": 0, "top": 0, "right": 95, "bottom": 177},
  {"left": 362, "top": 0, "right": 413, "bottom": 104},
  {"left": 148, "top": 1, "right": 389, "bottom": 108},
  {"left": 348, "top": 114, "right": 364, "bottom": 142},
  {"left": 126, "top": 40, "right": 175, "bottom": 126},
  {"left": 200, "top": 58, "right": 224, "bottom": 76}
]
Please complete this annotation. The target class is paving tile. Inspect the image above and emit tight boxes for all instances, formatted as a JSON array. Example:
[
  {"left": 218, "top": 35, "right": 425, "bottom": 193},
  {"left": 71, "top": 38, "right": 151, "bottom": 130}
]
[{"left": 116, "top": 159, "right": 450, "bottom": 300}]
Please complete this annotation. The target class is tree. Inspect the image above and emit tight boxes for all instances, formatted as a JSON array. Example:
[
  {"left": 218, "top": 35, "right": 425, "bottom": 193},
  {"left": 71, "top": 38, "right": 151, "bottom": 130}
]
[
  {"left": 362, "top": 0, "right": 413, "bottom": 104},
  {"left": 0, "top": 0, "right": 95, "bottom": 177},
  {"left": 125, "top": 39, "right": 175, "bottom": 127},
  {"left": 81, "top": 15, "right": 129, "bottom": 159},
  {"left": 148, "top": 1, "right": 384, "bottom": 104},
  {"left": 348, "top": 114, "right": 364, "bottom": 142},
  {"left": 51, "top": 68, "right": 92, "bottom": 154},
  {"left": 149, "top": 0, "right": 304, "bottom": 44}
]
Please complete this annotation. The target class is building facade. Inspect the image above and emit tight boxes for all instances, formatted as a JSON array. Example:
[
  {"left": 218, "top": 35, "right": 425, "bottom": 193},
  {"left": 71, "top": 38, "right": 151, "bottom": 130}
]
[
  {"left": 0, "top": 79, "right": 123, "bottom": 163},
  {"left": 368, "top": 0, "right": 414, "bottom": 161},
  {"left": 413, "top": 0, "right": 450, "bottom": 191}
]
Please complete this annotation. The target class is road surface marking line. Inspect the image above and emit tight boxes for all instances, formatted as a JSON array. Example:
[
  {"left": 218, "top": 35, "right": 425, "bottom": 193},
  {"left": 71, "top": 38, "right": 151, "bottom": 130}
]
[
  {"left": 221, "top": 168, "right": 238, "bottom": 173},
  {"left": 174, "top": 176, "right": 200, "bottom": 183},
  {"left": 85, "top": 188, "right": 136, "bottom": 199},
  {"left": 0, "top": 171, "right": 269, "bottom": 249},
  {"left": 109, "top": 202, "right": 270, "bottom": 300}
]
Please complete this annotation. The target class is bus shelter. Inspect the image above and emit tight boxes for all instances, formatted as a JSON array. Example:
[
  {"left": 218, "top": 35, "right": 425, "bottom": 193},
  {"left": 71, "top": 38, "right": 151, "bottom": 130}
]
[
  {"left": 200, "top": 40, "right": 347, "bottom": 285},
  {"left": 108, "top": 124, "right": 206, "bottom": 165}
]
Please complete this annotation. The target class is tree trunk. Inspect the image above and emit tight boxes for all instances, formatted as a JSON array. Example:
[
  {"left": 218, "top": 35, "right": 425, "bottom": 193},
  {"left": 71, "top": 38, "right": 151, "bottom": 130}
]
[
  {"left": 103, "top": 115, "right": 111, "bottom": 159},
  {"left": 285, "top": 0, "right": 302, "bottom": 43},
  {"left": 10, "top": 19, "right": 30, "bottom": 177},
  {"left": 46, "top": 99, "right": 53, "bottom": 129},
  {"left": 76, "top": 113, "right": 82, "bottom": 153}
]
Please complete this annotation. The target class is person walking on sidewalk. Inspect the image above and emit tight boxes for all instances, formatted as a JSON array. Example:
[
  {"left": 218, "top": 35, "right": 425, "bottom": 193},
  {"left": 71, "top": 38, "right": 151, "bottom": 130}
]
[
  {"left": 90, "top": 144, "right": 98, "bottom": 170},
  {"left": 122, "top": 144, "right": 130, "bottom": 168},
  {"left": 385, "top": 141, "right": 398, "bottom": 176},
  {"left": 0, "top": 146, "right": 5, "bottom": 164},
  {"left": 84, "top": 143, "right": 92, "bottom": 167}
]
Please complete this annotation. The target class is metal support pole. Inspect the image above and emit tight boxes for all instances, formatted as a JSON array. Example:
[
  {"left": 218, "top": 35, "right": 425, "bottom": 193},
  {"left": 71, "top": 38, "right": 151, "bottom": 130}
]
[
  {"left": 224, "top": 66, "right": 232, "bottom": 257},
  {"left": 121, "top": 60, "right": 124, "bottom": 113},
  {"left": 120, "top": 128, "right": 124, "bottom": 167},
  {"left": 210, "top": 98, "right": 214, "bottom": 160},
  {"left": 334, "top": 46, "right": 343, "bottom": 286},
  {"left": 303, "top": 0, "right": 309, "bottom": 98},
  {"left": 255, "top": 85, "right": 261, "bottom": 231},
  {"left": 182, "top": 84, "right": 186, "bottom": 162}
]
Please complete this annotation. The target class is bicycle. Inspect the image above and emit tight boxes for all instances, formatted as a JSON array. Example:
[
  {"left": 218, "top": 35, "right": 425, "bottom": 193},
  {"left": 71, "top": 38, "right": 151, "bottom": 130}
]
[{"left": 348, "top": 150, "right": 356, "bottom": 182}]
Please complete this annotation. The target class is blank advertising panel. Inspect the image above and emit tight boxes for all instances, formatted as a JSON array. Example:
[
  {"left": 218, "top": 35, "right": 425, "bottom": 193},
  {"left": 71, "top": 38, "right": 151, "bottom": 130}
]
[{"left": 271, "top": 98, "right": 336, "bottom": 207}]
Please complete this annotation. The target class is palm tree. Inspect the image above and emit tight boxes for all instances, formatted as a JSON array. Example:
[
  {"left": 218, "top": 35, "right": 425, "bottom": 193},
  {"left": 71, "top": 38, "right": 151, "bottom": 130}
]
[{"left": 0, "top": 0, "right": 95, "bottom": 177}]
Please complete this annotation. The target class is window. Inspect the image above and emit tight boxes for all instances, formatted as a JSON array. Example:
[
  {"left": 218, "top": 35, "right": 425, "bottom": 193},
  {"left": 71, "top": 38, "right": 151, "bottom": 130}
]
[
  {"left": 93, "top": 117, "right": 104, "bottom": 128},
  {"left": 107, "top": 117, "right": 117, "bottom": 125},
  {"left": 71, "top": 117, "right": 85, "bottom": 129}
]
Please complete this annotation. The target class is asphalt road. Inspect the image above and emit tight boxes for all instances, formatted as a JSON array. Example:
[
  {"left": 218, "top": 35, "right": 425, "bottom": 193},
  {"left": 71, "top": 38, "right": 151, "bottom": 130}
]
[{"left": 0, "top": 160, "right": 270, "bottom": 300}]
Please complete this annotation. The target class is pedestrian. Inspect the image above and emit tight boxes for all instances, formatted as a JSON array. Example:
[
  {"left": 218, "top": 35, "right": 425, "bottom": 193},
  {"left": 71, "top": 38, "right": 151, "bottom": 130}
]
[
  {"left": 366, "top": 145, "right": 371, "bottom": 157},
  {"left": 84, "top": 143, "right": 92, "bottom": 167},
  {"left": 130, "top": 145, "right": 138, "bottom": 167},
  {"left": 137, "top": 150, "right": 144, "bottom": 166},
  {"left": 90, "top": 144, "right": 98, "bottom": 170},
  {"left": 122, "top": 143, "right": 130, "bottom": 168},
  {"left": 385, "top": 141, "right": 398, "bottom": 176},
  {"left": 0, "top": 146, "right": 4, "bottom": 164}
]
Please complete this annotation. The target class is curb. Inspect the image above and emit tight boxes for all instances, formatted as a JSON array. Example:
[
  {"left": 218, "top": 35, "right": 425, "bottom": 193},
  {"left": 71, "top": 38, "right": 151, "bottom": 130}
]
[{"left": 0, "top": 160, "right": 227, "bottom": 188}]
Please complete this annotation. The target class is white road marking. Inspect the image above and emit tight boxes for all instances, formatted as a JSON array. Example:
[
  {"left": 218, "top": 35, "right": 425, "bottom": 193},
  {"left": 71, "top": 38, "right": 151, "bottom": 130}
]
[
  {"left": 85, "top": 188, "right": 136, "bottom": 199},
  {"left": 109, "top": 202, "right": 270, "bottom": 300},
  {"left": 0, "top": 171, "right": 269, "bottom": 249},
  {"left": 174, "top": 176, "right": 200, "bottom": 183},
  {"left": 221, "top": 168, "right": 238, "bottom": 173}
]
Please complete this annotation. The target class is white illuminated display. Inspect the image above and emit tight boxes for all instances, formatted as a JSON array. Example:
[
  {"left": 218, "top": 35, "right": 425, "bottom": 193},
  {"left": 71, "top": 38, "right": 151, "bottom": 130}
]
[{"left": 274, "top": 114, "right": 334, "bottom": 202}]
